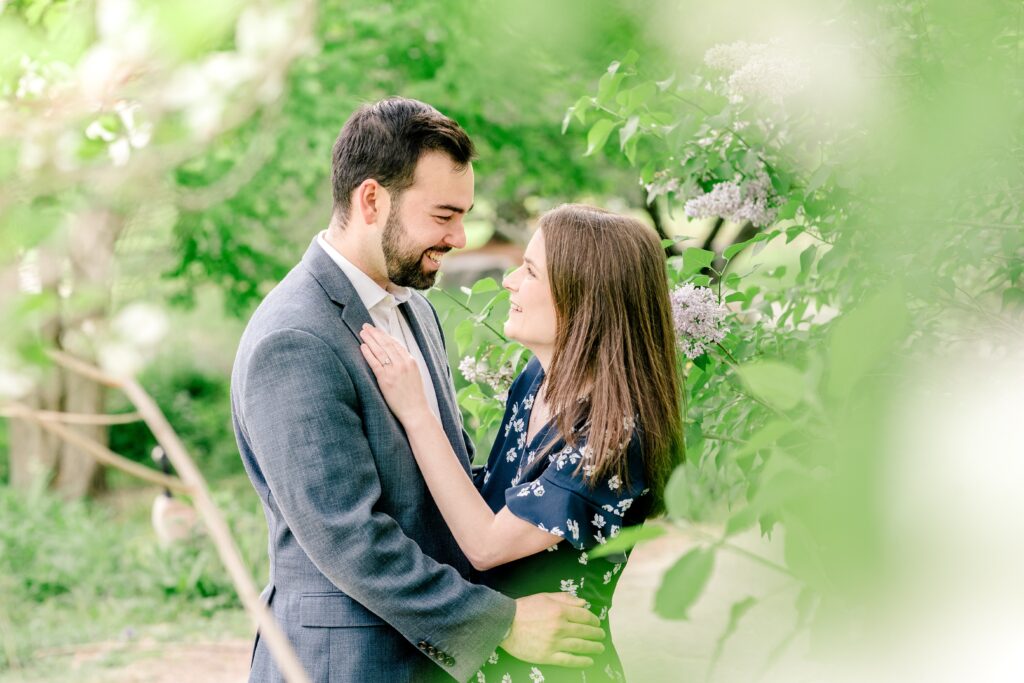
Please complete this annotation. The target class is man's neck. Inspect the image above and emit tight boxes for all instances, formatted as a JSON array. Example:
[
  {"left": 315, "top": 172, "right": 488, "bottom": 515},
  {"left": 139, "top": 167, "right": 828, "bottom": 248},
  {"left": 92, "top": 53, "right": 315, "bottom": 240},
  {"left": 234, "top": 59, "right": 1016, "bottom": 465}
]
[{"left": 324, "top": 225, "right": 391, "bottom": 290}]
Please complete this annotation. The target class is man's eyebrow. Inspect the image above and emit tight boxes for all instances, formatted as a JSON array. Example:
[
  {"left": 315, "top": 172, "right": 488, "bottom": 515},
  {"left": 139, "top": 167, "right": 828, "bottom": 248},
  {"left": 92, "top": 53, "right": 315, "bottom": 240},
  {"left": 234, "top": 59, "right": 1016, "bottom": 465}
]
[{"left": 433, "top": 203, "right": 473, "bottom": 214}]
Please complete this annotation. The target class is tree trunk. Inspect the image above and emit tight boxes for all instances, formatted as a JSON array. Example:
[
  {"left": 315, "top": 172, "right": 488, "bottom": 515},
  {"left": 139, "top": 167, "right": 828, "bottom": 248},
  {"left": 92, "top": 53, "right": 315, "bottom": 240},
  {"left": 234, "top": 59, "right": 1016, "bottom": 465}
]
[{"left": 8, "top": 209, "right": 121, "bottom": 498}]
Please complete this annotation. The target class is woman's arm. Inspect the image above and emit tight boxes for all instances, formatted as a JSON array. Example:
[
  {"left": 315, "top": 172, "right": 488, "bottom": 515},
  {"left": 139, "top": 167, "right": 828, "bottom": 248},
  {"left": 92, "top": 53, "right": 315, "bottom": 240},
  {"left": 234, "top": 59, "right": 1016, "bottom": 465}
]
[{"left": 360, "top": 324, "right": 562, "bottom": 570}]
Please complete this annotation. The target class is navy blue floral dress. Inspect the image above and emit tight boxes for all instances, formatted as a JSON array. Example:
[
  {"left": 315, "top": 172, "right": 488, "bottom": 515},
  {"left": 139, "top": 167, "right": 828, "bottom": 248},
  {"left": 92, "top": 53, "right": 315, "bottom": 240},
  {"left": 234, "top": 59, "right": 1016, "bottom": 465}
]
[{"left": 471, "top": 358, "right": 651, "bottom": 683}]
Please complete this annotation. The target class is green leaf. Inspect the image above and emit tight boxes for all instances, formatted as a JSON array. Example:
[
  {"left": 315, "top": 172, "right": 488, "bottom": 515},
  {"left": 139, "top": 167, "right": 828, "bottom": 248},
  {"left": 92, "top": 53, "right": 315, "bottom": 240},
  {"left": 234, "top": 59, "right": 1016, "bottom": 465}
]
[
  {"left": 589, "top": 524, "right": 666, "bottom": 559},
  {"left": 707, "top": 596, "right": 758, "bottom": 675},
  {"left": 664, "top": 465, "right": 691, "bottom": 520},
  {"left": 723, "top": 232, "right": 769, "bottom": 261},
  {"left": 585, "top": 119, "right": 617, "bottom": 156},
  {"left": 732, "top": 419, "right": 795, "bottom": 472},
  {"left": 725, "top": 506, "right": 759, "bottom": 535},
  {"left": 736, "top": 361, "right": 804, "bottom": 411},
  {"left": 597, "top": 71, "right": 626, "bottom": 106},
  {"left": 1002, "top": 287, "right": 1024, "bottom": 309},
  {"left": 454, "top": 319, "right": 475, "bottom": 354},
  {"left": 681, "top": 247, "right": 715, "bottom": 276},
  {"left": 654, "top": 547, "right": 715, "bottom": 619},
  {"left": 470, "top": 277, "right": 499, "bottom": 295},
  {"left": 619, "top": 116, "right": 640, "bottom": 151},
  {"left": 826, "top": 285, "right": 907, "bottom": 398},
  {"left": 619, "top": 82, "right": 656, "bottom": 113},
  {"left": 562, "top": 96, "right": 593, "bottom": 134}
]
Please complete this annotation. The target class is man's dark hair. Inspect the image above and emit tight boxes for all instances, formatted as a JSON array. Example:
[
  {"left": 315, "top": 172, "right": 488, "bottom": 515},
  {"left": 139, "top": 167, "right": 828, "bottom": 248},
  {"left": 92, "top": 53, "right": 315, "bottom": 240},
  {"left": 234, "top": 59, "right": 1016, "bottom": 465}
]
[{"left": 330, "top": 97, "right": 476, "bottom": 223}]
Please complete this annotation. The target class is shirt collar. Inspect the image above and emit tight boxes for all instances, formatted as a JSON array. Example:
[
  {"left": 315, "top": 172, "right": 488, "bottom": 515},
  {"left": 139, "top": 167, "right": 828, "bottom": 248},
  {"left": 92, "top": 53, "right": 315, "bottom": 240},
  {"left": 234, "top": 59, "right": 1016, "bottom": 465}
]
[{"left": 316, "top": 231, "right": 412, "bottom": 310}]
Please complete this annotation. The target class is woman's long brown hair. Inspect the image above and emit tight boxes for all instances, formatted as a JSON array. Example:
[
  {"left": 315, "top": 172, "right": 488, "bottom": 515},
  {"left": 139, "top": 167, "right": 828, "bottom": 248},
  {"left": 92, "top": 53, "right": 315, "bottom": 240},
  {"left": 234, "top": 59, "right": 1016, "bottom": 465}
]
[{"left": 538, "top": 204, "right": 683, "bottom": 512}]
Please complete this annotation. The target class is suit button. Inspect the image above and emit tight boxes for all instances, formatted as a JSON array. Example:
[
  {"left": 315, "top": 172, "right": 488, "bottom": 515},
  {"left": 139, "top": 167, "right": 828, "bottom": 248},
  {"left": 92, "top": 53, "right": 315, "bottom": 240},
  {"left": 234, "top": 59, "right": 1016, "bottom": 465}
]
[
  {"left": 444, "top": 655, "right": 455, "bottom": 666},
  {"left": 417, "top": 641, "right": 427, "bottom": 651},
  {"left": 427, "top": 645, "right": 437, "bottom": 656}
]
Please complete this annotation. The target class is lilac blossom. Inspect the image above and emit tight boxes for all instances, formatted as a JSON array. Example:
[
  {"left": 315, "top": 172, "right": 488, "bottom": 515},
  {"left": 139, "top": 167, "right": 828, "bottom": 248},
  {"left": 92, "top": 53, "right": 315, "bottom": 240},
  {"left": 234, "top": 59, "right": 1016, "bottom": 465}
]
[
  {"left": 459, "top": 355, "right": 515, "bottom": 394},
  {"left": 704, "top": 41, "right": 808, "bottom": 105},
  {"left": 670, "top": 283, "right": 728, "bottom": 359},
  {"left": 684, "top": 174, "right": 778, "bottom": 227}
]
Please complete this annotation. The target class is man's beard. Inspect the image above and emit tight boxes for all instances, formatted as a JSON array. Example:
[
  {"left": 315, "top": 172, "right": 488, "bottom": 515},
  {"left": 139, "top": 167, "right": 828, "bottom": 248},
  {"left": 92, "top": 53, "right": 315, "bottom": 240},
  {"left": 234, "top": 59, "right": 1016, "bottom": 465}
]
[{"left": 381, "top": 200, "right": 448, "bottom": 289}]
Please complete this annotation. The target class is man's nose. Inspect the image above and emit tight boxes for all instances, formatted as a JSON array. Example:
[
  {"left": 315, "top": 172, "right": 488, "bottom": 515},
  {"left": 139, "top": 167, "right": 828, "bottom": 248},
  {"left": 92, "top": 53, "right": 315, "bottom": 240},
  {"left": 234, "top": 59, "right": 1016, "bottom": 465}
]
[{"left": 445, "top": 220, "right": 467, "bottom": 250}]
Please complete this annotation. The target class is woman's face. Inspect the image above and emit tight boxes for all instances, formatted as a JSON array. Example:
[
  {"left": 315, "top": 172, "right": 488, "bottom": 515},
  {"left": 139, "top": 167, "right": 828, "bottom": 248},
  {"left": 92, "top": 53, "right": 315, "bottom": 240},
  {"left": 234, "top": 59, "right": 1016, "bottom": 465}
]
[{"left": 502, "top": 229, "right": 558, "bottom": 352}]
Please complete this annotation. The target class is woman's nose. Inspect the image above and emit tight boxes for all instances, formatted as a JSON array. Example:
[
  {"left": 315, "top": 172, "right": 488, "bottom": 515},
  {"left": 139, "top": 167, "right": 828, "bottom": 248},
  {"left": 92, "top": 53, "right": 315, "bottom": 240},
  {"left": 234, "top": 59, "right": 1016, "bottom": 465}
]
[{"left": 502, "top": 268, "right": 518, "bottom": 292}]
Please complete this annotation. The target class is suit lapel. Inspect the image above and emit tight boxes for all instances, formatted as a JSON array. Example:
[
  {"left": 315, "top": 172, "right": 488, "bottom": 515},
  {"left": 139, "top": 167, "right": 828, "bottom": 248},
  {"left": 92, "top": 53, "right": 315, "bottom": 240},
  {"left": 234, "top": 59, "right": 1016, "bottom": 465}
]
[
  {"left": 399, "top": 301, "right": 471, "bottom": 473},
  {"left": 302, "top": 239, "right": 470, "bottom": 472},
  {"left": 300, "top": 239, "right": 373, "bottom": 344}
]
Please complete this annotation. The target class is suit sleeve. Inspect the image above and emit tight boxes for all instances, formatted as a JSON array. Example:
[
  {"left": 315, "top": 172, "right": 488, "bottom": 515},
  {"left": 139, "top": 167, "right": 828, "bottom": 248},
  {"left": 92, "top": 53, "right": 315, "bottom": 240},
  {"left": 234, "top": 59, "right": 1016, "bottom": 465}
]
[{"left": 240, "top": 327, "right": 514, "bottom": 681}]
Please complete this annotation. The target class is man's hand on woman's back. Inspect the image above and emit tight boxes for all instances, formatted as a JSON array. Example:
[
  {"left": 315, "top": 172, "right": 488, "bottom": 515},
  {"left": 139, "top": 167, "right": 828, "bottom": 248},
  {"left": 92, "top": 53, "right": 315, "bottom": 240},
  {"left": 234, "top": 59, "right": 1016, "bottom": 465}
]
[{"left": 502, "top": 592, "right": 605, "bottom": 667}]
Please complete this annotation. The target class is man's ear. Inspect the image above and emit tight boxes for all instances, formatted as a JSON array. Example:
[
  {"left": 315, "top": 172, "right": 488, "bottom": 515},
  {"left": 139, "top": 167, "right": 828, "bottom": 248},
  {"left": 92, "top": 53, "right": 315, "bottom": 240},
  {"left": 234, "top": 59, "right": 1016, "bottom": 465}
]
[{"left": 355, "top": 179, "right": 389, "bottom": 227}]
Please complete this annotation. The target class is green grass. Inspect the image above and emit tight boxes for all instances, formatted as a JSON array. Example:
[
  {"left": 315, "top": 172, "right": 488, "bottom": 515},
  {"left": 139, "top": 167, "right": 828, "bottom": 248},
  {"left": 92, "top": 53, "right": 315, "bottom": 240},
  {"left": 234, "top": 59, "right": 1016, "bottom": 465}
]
[{"left": 0, "top": 476, "right": 265, "bottom": 676}]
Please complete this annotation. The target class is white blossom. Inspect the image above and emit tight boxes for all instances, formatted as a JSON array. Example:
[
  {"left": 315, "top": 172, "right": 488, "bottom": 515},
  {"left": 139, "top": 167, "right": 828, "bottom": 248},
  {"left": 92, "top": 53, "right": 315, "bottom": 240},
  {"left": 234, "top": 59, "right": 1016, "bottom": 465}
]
[
  {"left": 670, "top": 283, "right": 728, "bottom": 359},
  {"left": 684, "top": 173, "right": 778, "bottom": 227},
  {"left": 704, "top": 40, "right": 808, "bottom": 105}
]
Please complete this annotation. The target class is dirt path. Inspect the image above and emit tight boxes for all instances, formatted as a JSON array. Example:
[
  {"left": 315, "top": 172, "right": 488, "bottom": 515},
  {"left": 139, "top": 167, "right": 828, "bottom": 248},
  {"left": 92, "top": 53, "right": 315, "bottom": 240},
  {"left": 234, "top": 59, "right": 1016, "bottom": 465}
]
[{"left": 10, "top": 527, "right": 804, "bottom": 683}]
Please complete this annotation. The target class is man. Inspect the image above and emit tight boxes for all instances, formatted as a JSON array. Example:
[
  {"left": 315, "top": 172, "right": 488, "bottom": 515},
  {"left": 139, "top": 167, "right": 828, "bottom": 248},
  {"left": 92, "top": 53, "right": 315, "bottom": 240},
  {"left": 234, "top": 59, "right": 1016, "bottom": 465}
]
[{"left": 231, "top": 98, "right": 604, "bottom": 682}]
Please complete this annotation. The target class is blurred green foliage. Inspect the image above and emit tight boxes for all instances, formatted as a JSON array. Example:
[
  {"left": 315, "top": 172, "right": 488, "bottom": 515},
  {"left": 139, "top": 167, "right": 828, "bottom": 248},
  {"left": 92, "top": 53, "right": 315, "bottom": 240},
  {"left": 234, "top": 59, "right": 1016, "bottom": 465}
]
[
  {"left": 0, "top": 477, "right": 265, "bottom": 671},
  {"left": 168, "top": 0, "right": 655, "bottom": 315},
  {"left": 108, "top": 362, "right": 241, "bottom": 482}
]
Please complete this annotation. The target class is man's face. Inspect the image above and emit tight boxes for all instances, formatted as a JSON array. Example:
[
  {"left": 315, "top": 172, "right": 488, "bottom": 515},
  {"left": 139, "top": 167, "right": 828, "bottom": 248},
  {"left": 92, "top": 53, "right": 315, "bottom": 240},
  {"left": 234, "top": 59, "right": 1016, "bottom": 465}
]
[{"left": 381, "top": 151, "right": 473, "bottom": 289}]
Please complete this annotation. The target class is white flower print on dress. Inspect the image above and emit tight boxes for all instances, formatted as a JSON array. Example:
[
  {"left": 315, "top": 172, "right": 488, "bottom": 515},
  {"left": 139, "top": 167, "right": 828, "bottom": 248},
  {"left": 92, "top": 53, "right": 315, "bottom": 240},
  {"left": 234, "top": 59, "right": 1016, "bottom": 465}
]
[
  {"left": 591, "top": 513, "right": 606, "bottom": 529},
  {"left": 579, "top": 551, "right": 589, "bottom": 565},
  {"left": 599, "top": 606, "right": 609, "bottom": 621},
  {"left": 523, "top": 393, "right": 535, "bottom": 410},
  {"left": 505, "top": 403, "right": 519, "bottom": 436},
  {"left": 560, "top": 579, "right": 579, "bottom": 596},
  {"left": 610, "top": 525, "right": 620, "bottom": 538},
  {"left": 530, "top": 668, "right": 545, "bottom": 682},
  {"left": 502, "top": 675, "right": 512, "bottom": 683},
  {"left": 532, "top": 484, "right": 545, "bottom": 497},
  {"left": 506, "top": 448, "right": 517, "bottom": 462},
  {"left": 595, "top": 530, "right": 607, "bottom": 544},
  {"left": 477, "top": 672, "right": 486, "bottom": 682},
  {"left": 583, "top": 464, "right": 595, "bottom": 477},
  {"left": 608, "top": 474, "right": 622, "bottom": 491},
  {"left": 566, "top": 519, "right": 579, "bottom": 540},
  {"left": 603, "top": 571, "right": 613, "bottom": 584},
  {"left": 488, "top": 651, "right": 499, "bottom": 664}
]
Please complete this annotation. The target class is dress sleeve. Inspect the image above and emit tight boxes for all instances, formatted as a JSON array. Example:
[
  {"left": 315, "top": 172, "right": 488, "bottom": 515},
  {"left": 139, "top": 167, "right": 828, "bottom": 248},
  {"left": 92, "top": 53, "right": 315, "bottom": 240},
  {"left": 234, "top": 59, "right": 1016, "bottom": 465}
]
[{"left": 503, "top": 435, "right": 646, "bottom": 550}]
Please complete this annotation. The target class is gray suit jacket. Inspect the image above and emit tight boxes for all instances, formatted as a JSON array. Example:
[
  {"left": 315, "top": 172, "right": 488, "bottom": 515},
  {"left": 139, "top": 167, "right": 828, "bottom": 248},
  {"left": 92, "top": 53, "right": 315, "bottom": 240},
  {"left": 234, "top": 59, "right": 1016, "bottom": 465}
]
[{"left": 231, "top": 240, "right": 515, "bottom": 682}]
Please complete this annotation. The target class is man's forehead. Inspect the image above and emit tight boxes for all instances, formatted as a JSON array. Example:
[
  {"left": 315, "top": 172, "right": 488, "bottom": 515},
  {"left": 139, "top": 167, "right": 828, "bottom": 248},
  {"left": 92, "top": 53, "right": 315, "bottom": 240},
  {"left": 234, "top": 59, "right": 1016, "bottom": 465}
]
[{"left": 408, "top": 152, "right": 474, "bottom": 209}]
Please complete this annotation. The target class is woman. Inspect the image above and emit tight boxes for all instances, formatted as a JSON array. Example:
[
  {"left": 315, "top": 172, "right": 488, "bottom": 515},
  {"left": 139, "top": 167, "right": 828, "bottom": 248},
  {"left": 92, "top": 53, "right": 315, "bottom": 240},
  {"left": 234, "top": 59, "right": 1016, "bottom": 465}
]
[{"left": 360, "top": 204, "right": 682, "bottom": 682}]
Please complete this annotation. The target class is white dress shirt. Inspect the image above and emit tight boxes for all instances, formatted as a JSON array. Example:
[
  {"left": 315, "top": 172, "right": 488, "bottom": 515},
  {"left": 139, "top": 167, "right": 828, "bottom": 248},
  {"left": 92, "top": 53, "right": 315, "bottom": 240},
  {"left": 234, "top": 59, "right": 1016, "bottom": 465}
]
[{"left": 317, "top": 231, "right": 442, "bottom": 422}]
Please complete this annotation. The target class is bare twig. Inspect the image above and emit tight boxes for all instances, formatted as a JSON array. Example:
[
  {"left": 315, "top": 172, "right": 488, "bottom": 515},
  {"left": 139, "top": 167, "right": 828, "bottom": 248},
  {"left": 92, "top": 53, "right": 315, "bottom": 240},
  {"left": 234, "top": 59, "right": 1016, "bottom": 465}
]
[
  {"left": 2, "top": 402, "right": 189, "bottom": 494},
  {"left": 120, "top": 377, "right": 309, "bottom": 683},
  {"left": 0, "top": 408, "right": 142, "bottom": 425},
  {"left": 43, "top": 351, "right": 312, "bottom": 683}
]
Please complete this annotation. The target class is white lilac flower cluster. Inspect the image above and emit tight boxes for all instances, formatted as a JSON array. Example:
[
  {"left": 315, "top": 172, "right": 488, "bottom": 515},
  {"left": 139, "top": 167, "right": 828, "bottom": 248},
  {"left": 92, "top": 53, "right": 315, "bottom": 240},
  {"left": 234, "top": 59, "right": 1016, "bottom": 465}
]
[
  {"left": 704, "top": 40, "right": 808, "bottom": 105},
  {"left": 458, "top": 355, "right": 515, "bottom": 393},
  {"left": 683, "top": 173, "right": 778, "bottom": 227},
  {"left": 670, "top": 283, "right": 728, "bottom": 359}
]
